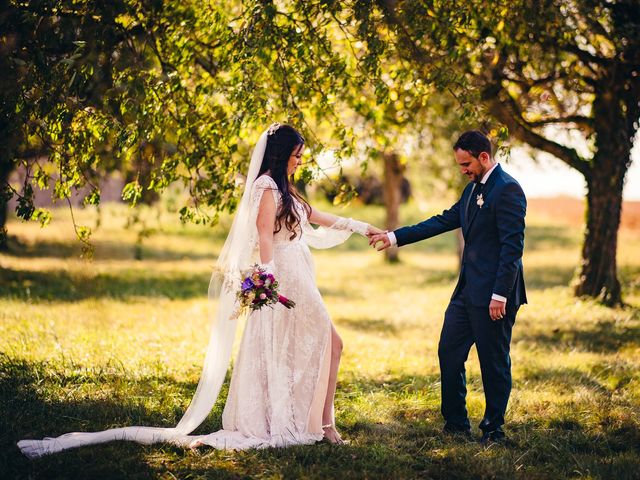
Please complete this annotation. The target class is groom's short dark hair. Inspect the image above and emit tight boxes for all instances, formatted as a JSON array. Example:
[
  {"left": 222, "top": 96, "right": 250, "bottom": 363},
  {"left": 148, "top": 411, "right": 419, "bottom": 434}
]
[{"left": 453, "top": 130, "right": 492, "bottom": 158}]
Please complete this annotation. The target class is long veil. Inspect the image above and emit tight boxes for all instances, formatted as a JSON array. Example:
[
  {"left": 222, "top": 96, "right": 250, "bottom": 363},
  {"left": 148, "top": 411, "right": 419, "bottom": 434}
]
[{"left": 18, "top": 128, "right": 271, "bottom": 458}]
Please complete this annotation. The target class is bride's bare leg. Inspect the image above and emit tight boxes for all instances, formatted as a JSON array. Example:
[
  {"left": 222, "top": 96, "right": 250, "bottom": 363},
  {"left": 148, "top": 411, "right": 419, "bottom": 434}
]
[{"left": 322, "top": 324, "right": 344, "bottom": 444}]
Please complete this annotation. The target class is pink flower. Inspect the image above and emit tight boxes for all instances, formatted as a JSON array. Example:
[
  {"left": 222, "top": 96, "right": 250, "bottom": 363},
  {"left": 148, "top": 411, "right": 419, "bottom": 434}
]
[{"left": 259, "top": 293, "right": 267, "bottom": 300}]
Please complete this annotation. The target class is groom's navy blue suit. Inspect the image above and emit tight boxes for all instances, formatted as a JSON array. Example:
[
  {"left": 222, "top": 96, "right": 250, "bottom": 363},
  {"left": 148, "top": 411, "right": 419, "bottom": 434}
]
[{"left": 394, "top": 164, "right": 527, "bottom": 434}]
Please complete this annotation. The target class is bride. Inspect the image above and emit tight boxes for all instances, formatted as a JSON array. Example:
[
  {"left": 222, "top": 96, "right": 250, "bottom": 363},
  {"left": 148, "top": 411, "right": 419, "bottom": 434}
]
[{"left": 18, "top": 123, "right": 382, "bottom": 457}]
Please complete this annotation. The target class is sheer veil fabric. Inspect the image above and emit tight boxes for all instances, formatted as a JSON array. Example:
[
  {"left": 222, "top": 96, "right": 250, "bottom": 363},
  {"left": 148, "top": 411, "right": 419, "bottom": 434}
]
[{"left": 18, "top": 126, "right": 365, "bottom": 458}]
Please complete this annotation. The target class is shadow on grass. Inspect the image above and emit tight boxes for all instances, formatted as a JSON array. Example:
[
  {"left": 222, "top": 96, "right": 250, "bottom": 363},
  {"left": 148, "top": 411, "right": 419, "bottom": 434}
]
[
  {"left": 518, "top": 320, "right": 640, "bottom": 354},
  {"left": 338, "top": 372, "right": 640, "bottom": 478},
  {"left": 522, "top": 264, "right": 575, "bottom": 290},
  {"left": 524, "top": 224, "right": 580, "bottom": 251},
  {"left": 4, "top": 237, "right": 217, "bottom": 262},
  {"left": 1, "top": 355, "right": 228, "bottom": 479},
  {"left": 0, "top": 267, "right": 211, "bottom": 302},
  {"left": 516, "top": 365, "right": 610, "bottom": 393},
  {"left": 3, "top": 357, "right": 639, "bottom": 479}
]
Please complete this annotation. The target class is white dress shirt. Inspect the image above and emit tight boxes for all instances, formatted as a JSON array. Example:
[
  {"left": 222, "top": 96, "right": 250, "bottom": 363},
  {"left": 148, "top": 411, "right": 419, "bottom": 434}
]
[{"left": 387, "top": 163, "right": 507, "bottom": 303}]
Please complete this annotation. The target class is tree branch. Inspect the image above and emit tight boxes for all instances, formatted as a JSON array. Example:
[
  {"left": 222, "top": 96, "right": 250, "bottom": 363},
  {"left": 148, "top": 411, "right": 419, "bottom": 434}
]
[
  {"left": 526, "top": 115, "right": 594, "bottom": 130},
  {"left": 194, "top": 54, "right": 219, "bottom": 77},
  {"left": 484, "top": 84, "right": 591, "bottom": 178},
  {"left": 376, "top": 0, "right": 443, "bottom": 67}
]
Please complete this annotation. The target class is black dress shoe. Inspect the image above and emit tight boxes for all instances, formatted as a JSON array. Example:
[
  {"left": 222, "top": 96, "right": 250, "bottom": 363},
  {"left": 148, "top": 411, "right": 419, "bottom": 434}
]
[
  {"left": 443, "top": 424, "right": 472, "bottom": 438},
  {"left": 480, "top": 429, "right": 506, "bottom": 445}
]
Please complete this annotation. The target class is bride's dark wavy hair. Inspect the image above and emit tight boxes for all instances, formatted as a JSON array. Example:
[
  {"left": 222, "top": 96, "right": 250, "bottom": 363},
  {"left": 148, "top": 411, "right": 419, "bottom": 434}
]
[{"left": 258, "top": 124, "right": 311, "bottom": 240}]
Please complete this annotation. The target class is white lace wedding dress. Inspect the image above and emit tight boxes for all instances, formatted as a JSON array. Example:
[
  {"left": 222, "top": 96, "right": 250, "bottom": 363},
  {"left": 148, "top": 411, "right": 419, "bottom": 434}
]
[
  {"left": 193, "top": 174, "right": 361, "bottom": 449},
  {"left": 18, "top": 171, "right": 367, "bottom": 457}
]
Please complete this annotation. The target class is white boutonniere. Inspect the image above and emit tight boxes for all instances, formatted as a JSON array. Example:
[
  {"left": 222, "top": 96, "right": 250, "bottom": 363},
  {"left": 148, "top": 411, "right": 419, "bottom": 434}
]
[{"left": 476, "top": 193, "right": 484, "bottom": 208}]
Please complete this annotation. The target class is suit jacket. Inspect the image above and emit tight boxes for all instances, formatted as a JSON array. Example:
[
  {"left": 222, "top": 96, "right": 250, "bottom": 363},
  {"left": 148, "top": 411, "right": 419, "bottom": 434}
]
[{"left": 394, "top": 164, "right": 527, "bottom": 307}]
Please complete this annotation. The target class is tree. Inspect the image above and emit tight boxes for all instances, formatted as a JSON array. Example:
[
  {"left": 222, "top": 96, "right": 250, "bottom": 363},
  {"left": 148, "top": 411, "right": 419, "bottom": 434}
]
[
  {"left": 11, "top": 1, "right": 636, "bottom": 307},
  {"left": 359, "top": 0, "right": 640, "bottom": 306},
  {"left": 0, "top": 0, "right": 188, "bottom": 250},
  {"left": 1, "top": 0, "right": 462, "bottom": 266},
  {"left": 0, "top": 0, "right": 361, "bottom": 253}
]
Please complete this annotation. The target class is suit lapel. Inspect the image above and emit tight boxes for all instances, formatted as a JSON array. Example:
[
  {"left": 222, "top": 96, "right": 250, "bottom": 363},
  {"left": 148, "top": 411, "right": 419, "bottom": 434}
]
[
  {"left": 465, "top": 164, "right": 502, "bottom": 235},
  {"left": 467, "top": 189, "right": 482, "bottom": 230},
  {"left": 463, "top": 183, "right": 476, "bottom": 235}
]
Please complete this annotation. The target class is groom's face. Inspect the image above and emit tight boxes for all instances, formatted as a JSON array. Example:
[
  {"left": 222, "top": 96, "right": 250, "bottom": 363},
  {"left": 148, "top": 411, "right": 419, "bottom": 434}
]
[{"left": 454, "top": 148, "right": 490, "bottom": 183}]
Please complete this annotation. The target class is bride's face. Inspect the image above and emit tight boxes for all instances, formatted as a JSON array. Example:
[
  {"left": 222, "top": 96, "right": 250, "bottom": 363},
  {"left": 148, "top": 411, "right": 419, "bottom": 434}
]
[{"left": 287, "top": 144, "right": 304, "bottom": 176}]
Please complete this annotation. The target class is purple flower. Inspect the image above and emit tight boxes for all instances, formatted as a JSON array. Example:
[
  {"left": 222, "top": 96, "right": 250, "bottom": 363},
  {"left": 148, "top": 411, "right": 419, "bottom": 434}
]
[{"left": 241, "top": 278, "right": 255, "bottom": 292}]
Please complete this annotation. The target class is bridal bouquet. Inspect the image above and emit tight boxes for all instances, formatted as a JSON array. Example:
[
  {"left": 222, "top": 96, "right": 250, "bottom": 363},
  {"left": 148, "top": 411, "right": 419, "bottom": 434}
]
[{"left": 237, "top": 264, "right": 295, "bottom": 312}]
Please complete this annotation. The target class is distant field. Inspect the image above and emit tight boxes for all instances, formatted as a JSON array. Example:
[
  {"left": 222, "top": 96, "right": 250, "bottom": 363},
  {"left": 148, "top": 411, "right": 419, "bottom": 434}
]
[
  {"left": 1, "top": 199, "right": 639, "bottom": 479},
  {"left": 527, "top": 196, "right": 640, "bottom": 230}
]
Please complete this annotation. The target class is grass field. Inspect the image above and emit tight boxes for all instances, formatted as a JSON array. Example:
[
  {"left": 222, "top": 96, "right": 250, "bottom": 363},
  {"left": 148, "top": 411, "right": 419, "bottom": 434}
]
[{"left": 1, "top": 197, "right": 639, "bottom": 479}]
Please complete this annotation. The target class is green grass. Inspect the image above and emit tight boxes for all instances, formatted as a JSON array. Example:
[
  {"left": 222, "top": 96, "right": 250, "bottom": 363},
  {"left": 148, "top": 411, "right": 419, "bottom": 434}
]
[{"left": 1, "top": 201, "right": 639, "bottom": 479}]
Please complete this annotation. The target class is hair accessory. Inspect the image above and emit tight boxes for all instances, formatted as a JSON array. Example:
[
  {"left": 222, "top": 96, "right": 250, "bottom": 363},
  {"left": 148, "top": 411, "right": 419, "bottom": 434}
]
[{"left": 267, "top": 122, "right": 281, "bottom": 136}]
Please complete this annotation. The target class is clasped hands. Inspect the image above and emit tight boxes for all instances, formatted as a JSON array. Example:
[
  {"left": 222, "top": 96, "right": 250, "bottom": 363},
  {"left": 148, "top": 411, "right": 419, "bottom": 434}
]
[{"left": 365, "top": 225, "right": 392, "bottom": 251}]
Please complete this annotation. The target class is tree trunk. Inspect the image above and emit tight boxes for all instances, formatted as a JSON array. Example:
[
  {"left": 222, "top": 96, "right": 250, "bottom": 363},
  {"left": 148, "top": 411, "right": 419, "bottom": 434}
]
[
  {"left": 0, "top": 159, "right": 10, "bottom": 250},
  {"left": 0, "top": 105, "right": 18, "bottom": 250},
  {"left": 0, "top": 27, "right": 22, "bottom": 250},
  {"left": 575, "top": 184, "right": 623, "bottom": 306},
  {"left": 383, "top": 151, "right": 404, "bottom": 263},
  {"left": 574, "top": 166, "right": 626, "bottom": 307},
  {"left": 573, "top": 90, "right": 631, "bottom": 307}
]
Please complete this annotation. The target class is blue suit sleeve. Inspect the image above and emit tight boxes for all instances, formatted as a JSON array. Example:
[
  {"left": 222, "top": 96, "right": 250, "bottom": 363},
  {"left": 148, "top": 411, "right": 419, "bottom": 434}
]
[
  {"left": 493, "top": 183, "right": 526, "bottom": 298},
  {"left": 394, "top": 198, "right": 462, "bottom": 247}
]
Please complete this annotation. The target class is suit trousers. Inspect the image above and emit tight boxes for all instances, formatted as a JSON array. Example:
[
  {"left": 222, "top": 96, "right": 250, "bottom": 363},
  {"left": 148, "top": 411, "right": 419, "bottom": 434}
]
[{"left": 438, "top": 286, "right": 518, "bottom": 432}]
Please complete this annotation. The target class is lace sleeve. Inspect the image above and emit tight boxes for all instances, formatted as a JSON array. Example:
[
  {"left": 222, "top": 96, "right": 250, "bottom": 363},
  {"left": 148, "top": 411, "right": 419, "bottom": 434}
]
[
  {"left": 248, "top": 175, "right": 280, "bottom": 247},
  {"left": 329, "top": 217, "right": 369, "bottom": 236},
  {"left": 302, "top": 216, "right": 370, "bottom": 249},
  {"left": 251, "top": 175, "right": 280, "bottom": 212}
]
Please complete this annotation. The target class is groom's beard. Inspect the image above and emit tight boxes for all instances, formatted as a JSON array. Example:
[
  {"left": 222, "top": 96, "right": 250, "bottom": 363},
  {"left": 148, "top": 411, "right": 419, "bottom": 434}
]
[
  {"left": 466, "top": 173, "right": 482, "bottom": 183},
  {"left": 472, "top": 166, "right": 487, "bottom": 183}
]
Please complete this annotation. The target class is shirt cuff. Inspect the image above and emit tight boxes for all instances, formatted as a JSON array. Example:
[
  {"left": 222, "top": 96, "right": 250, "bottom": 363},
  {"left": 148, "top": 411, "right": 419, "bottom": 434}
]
[
  {"left": 387, "top": 231, "right": 397, "bottom": 247},
  {"left": 492, "top": 293, "right": 507, "bottom": 303}
]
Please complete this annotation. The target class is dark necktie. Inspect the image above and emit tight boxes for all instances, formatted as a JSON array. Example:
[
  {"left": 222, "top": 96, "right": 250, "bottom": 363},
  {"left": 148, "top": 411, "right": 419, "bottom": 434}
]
[{"left": 467, "top": 182, "right": 484, "bottom": 221}]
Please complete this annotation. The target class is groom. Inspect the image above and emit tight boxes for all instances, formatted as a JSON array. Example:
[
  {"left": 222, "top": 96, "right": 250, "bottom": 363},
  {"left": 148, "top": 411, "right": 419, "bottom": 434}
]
[{"left": 370, "top": 130, "right": 527, "bottom": 443}]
